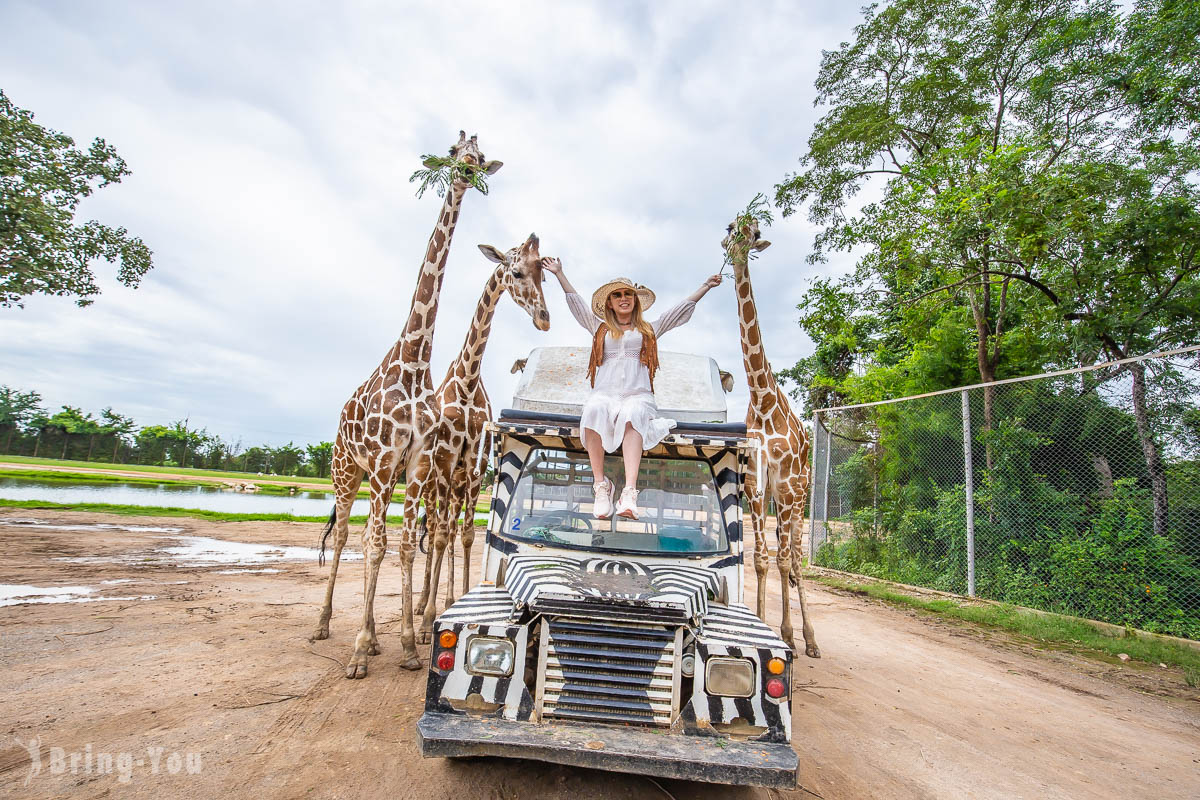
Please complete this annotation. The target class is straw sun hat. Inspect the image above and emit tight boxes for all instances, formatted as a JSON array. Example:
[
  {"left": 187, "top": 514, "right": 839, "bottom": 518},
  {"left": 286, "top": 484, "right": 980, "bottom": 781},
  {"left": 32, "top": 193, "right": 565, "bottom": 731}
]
[{"left": 590, "top": 277, "right": 656, "bottom": 318}]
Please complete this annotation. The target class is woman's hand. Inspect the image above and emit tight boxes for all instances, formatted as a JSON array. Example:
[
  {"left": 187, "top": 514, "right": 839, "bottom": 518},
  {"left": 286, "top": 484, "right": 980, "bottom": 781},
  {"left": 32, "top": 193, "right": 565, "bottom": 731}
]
[
  {"left": 687, "top": 273, "right": 723, "bottom": 303},
  {"left": 541, "top": 257, "right": 576, "bottom": 294}
]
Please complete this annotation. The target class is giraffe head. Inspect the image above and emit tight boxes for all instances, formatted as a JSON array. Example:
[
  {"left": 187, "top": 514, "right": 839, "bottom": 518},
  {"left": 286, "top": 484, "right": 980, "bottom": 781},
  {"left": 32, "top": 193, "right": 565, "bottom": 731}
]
[
  {"left": 427, "top": 131, "right": 503, "bottom": 190},
  {"left": 721, "top": 217, "right": 772, "bottom": 270},
  {"left": 478, "top": 233, "right": 551, "bottom": 331}
]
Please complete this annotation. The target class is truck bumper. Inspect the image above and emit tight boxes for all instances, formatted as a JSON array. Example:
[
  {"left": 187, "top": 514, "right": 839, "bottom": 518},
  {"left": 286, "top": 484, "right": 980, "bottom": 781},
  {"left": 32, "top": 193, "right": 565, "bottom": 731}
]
[{"left": 417, "top": 712, "right": 798, "bottom": 789}]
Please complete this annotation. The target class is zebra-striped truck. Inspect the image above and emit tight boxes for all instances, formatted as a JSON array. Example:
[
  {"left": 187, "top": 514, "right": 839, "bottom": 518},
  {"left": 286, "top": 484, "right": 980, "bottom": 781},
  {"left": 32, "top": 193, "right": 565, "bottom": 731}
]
[{"left": 418, "top": 397, "right": 798, "bottom": 788}]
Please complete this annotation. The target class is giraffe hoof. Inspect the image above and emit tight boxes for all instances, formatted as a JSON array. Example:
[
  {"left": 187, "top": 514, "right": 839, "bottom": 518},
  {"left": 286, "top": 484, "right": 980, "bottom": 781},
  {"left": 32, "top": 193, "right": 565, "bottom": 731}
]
[
  {"left": 400, "top": 655, "right": 422, "bottom": 671},
  {"left": 805, "top": 643, "right": 822, "bottom": 659},
  {"left": 345, "top": 658, "right": 369, "bottom": 679},
  {"left": 309, "top": 626, "right": 330, "bottom": 642}
]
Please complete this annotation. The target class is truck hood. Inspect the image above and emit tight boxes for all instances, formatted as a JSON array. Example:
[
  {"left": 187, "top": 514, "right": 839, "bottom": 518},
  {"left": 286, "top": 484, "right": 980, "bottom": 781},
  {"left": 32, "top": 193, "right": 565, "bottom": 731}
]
[{"left": 504, "top": 555, "right": 720, "bottom": 624}]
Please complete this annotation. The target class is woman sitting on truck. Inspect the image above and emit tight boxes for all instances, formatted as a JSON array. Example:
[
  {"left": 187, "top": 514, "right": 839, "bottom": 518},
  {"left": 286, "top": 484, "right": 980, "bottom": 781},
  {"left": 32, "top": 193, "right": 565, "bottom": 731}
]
[{"left": 541, "top": 257, "right": 722, "bottom": 520}]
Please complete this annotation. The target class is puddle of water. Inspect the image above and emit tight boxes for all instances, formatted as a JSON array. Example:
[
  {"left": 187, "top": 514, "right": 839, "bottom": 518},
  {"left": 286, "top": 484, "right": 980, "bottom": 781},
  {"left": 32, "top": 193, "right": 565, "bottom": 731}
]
[
  {"left": 0, "top": 584, "right": 156, "bottom": 607},
  {"left": 215, "top": 568, "right": 282, "bottom": 575},
  {"left": 0, "top": 518, "right": 184, "bottom": 533},
  {"left": 55, "top": 535, "right": 369, "bottom": 568}
]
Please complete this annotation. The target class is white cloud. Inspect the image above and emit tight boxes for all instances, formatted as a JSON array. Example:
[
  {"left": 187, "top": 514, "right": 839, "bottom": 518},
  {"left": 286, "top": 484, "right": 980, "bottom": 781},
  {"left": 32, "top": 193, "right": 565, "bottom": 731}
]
[{"left": 1, "top": 0, "right": 866, "bottom": 447}]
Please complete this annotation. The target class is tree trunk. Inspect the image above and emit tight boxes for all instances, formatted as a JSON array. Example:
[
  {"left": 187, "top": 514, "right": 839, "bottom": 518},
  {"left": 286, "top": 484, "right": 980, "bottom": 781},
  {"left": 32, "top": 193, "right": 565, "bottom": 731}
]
[
  {"left": 33, "top": 431, "right": 41, "bottom": 458},
  {"left": 112, "top": 439, "right": 120, "bottom": 463},
  {"left": 4, "top": 427, "right": 13, "bottom": 453},
  {"left": 1091, "top": 453, "right": 1115, "bottom": 499},
  {"left": 1129, "top": 361, "right": 1169, "bottom": 539},
  {"left": 86, "top": 435, "right": 95, "bottom": 461},
  {"left": 61, "top": 435, "right": 68, "bottom": 460}
]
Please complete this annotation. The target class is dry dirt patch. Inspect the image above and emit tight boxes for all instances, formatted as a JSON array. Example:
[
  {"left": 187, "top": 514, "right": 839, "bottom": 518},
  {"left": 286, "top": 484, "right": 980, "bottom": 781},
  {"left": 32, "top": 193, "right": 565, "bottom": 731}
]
[{"left": 0, "top": 509, "right": 1196, "bottom": 799}]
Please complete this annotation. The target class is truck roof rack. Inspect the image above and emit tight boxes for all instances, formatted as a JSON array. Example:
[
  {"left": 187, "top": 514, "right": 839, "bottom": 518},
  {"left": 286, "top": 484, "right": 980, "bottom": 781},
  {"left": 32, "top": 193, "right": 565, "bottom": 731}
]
[{"left": 497, "top": 408, "right": 747, "bottom": 437}]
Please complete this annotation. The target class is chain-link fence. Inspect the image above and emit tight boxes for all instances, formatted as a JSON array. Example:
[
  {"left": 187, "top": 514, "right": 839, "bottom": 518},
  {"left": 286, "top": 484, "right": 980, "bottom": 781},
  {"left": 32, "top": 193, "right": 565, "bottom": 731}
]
[{"left": 809, "top": 346, "right": 1200, "bottom": 640}]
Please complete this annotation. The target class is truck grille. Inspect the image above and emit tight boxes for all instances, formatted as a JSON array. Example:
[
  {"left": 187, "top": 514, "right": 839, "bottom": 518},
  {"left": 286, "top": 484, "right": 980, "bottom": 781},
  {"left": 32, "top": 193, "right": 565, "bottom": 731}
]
[{"left": 538, "top": 618, "right": 679, "bottom": 727}]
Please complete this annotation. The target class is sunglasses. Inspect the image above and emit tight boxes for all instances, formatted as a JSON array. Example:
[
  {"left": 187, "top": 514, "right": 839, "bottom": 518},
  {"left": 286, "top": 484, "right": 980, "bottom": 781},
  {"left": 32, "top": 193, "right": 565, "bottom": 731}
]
[{"left": 610, "top": 289, "right": 636, "bottom": 299}]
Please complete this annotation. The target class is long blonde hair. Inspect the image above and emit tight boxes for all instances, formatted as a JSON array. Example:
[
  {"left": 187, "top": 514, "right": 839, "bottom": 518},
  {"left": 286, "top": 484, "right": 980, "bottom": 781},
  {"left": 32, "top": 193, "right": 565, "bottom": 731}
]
[{"left": 603, "top": 292, "right": 655, "bottom": 340}]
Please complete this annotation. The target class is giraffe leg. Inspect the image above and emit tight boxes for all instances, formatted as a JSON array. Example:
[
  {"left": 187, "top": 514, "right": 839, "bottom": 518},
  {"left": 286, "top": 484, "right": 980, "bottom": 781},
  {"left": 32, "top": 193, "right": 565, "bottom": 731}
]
[
  {"left": 775, "top": 502, "right": 797, "bottom": 653},
  {"left": 445, "top": 497, "right": 457, "bottom": 607},
  {"left": 411, "top": 463, "right": 434, "bottom": 616},
  {"left": 416, "top": 514, "right": 434, "bottom": 615},
  {"left": 420, "top": 506, "right": 450, "bottom": 643},
  {"left": 311, "top": 447, "right": 362, "bottom": 642},
  {"left": 790, "top": 493, "right": 821, "bottom": 659},
  {"left": 445, "top": 525, "right": 456, "bottom": 606},
  {"left": 346, "top": 477, "right": 396, "bottom": 679},
  {"left": 397, "top": 491, "right": 422, "bottom": 670},
  {"left": 748, "top": 481, "right": 768, "bottom": 622},
  {"left": 461, "top": 469, "right": 484, "bottom": 595}
]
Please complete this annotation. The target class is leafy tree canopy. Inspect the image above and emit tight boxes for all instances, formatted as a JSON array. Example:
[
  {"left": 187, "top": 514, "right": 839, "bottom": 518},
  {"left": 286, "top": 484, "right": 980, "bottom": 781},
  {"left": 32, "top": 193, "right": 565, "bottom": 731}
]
[{"left": 1, "top": 89, "right": 153, "bottom": 307}]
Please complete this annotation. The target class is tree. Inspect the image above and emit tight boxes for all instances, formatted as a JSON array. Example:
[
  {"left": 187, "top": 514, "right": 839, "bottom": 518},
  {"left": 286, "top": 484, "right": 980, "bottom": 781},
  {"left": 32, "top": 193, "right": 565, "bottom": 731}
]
[
  {"left": 306, "top": 441, "right": 334, "bottom": 479},
  {"left": 0, "top": 386, "right": 42, "bottom": 452},
  {"left": 135, "top": 424, "right": 171, "bottom": 466},
  {"left": 99, "top": 407, "right": 137, "bottom": 462},
  {"left": 46, "top": 405, "right": 96, "bottom": 459},
  {"left": 775, "top": 0, "right": 1122, "bottom": 449},
  {"left": 0, "top": 89, "right": 153, "bottom": 308},
  {"left": 776, "top": 0, "right": 1200, "bottom": 500}
]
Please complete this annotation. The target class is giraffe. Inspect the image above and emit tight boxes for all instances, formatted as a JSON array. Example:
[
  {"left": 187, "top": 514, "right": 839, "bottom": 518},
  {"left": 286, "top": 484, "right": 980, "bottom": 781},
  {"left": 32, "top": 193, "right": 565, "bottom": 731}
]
[
  {"left": 414, "top": 233, "right": 551, "bottom": 639},
  {"left": 722, "top": 217, "right": 821, "bottom": 659},
  {"left": 310, "top": 131, "right": 502, "bottom": 679}
]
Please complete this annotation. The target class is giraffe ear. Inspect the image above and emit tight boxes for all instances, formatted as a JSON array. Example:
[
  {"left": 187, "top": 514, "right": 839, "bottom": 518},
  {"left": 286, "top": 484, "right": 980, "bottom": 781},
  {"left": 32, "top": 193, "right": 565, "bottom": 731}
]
[
  {"left": 478, "top": 244, "right": 506, "bottom": 263},
  {"left": 752, "top": 239, "right": 772, "bottom": 252},
  {"left": 483, "top": 160, "right": 504, "bottom": 175}
]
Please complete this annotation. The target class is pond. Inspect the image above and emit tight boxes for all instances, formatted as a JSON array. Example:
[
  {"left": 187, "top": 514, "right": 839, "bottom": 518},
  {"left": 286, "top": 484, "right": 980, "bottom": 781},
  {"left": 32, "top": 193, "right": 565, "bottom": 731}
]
[{"left": 0, "top": 476, "right": 487, "bottom": 520}]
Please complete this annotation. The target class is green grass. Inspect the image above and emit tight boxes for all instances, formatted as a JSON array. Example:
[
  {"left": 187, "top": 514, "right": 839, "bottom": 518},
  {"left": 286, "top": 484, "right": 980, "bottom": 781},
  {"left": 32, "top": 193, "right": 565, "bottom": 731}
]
[
  {"left": 0, "top": 498, "right": 489, "bottom": 524},
  {"left": 812, "top": 574, "right": 1200, "bottom": 673},
  {"left": 0, "top": 468, "right": 229, "bottom": 490},
  {"left": 0, "top": 463, "right": 374, "bottom": 498},
  {"left": 0, "top": 455, "right": 334, "bottom": 486}
]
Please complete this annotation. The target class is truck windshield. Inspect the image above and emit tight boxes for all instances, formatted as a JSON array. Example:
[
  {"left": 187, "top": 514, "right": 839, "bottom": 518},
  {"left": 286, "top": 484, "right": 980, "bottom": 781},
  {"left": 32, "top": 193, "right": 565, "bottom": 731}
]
[{"left": 500, "top": 447, "right": 729, "bottom": 555}]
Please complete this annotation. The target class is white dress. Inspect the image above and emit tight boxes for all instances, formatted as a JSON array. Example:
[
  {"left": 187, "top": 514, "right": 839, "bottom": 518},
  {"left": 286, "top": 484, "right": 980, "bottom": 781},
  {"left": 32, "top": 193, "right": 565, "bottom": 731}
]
[{"left": 565, "top": 292, "right": 696, "bottom": 453}]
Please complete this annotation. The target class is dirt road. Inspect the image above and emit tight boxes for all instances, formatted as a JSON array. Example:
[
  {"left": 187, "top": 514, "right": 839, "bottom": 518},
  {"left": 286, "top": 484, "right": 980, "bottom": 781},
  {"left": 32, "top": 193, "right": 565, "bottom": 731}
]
[{"left": 0, "top": 509, "right": 1196, "bottom": 799}]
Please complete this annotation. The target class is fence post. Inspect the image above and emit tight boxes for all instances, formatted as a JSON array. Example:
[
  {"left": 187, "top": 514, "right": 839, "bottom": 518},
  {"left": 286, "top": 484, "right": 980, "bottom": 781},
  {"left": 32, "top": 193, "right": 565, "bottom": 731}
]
[
  {"left": 961, "top": 389, "right": 976, "bottom": 597},
  {"left": 808, "top": 411, "right": 818, "bottom": 562}
]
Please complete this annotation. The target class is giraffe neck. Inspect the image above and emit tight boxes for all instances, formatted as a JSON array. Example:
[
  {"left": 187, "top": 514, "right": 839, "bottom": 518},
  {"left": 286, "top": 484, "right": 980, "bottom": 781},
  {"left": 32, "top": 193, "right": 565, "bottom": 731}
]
[
  {"left": 733, "top": 258, "right": 776, "bottom": 399},
  {"left": 444, "top": 266, "right": 505, "bottom": 388},
  {"left": 388, "top": 183, "right": 469, "bottom": 382}
]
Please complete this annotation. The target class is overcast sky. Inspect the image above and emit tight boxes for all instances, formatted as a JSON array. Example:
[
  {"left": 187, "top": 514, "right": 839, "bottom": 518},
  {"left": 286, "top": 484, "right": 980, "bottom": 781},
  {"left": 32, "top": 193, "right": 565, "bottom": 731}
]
[{"left": 0, "top": 0, "right": 864, "bottom": 448}]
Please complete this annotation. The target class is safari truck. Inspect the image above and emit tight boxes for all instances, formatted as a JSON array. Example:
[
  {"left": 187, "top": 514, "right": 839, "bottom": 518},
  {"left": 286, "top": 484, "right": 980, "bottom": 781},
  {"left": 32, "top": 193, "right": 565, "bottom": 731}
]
[{"left": 417, "top": 347, "right": 797, "bottom": 789}]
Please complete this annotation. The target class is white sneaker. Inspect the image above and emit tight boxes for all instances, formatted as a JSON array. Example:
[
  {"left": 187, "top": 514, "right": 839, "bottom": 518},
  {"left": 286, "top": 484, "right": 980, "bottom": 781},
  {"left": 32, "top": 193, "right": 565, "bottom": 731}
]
[
  {"left": 615, "top": 487, "right": 640, "bottom": 520},
  {"left": 593, "top": 477, "right": 614, "bottom": 519}
]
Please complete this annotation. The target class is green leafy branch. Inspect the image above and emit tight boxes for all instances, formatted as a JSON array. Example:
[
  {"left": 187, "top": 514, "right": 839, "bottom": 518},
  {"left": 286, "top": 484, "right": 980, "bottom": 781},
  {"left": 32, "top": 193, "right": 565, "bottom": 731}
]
[
  {"left": 722, "top": 192, "right": 775, "bottom": 270},
  {"left": 408, "top": 153, "right": 490, "bottom": 198}
]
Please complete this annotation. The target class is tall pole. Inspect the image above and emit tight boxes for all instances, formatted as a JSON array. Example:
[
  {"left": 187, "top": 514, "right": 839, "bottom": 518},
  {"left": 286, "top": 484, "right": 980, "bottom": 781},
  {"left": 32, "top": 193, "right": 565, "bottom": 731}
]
[{"left": 961, "top": 390, "right": 976, "bottom": 597}]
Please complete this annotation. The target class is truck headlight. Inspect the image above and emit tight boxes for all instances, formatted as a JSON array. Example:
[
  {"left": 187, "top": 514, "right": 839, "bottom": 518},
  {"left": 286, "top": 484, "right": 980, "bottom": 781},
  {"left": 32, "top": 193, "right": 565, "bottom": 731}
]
[
  {"left": 466, "top": 637, "right": 515, "bottom": 677},
  {"left": 705, "top": 656, "right": 755, "bottom": 697}
]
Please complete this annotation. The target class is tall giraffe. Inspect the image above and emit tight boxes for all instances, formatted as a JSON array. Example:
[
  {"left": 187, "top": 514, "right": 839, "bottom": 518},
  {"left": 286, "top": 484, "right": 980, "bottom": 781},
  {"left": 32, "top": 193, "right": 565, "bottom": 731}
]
[
  {"left": 310, "top": 131, "right": 502, "bottom": 679},
  {"left": 414, "top": 234, "right": 551, "bottom": 639},
  {"left": 722, "top": 217, "right": 820, "bottom": 658}
]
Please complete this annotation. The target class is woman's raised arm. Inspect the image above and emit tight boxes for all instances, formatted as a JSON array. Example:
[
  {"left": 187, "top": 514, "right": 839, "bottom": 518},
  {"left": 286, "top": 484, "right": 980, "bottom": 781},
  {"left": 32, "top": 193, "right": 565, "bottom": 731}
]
[
  {"left": 543, "top": 258, "right": 599, "bottom": 334},
  {"left": 653, "top": 274, "right": 723, "bottom": 337}
]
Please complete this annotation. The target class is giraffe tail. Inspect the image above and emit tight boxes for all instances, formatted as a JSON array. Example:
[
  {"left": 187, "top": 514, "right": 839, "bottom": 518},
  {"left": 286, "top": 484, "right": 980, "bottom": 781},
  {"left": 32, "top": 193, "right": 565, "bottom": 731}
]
[{"left": 318, "top": 507, "right": 336, "bottom": 567}]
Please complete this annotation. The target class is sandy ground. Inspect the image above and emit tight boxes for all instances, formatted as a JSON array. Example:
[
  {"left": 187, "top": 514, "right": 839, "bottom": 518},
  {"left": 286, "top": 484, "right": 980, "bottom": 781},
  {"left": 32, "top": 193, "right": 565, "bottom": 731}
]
[{"left": 0, "top": 509, "right": 1196, "bottom": 800}]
